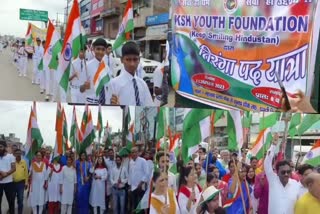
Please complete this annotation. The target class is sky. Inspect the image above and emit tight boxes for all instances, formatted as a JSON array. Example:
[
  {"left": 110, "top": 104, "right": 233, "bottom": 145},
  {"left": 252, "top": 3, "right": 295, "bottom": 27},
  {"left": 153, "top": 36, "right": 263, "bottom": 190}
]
[
  {"left": 0, "top": 0, "right": 66, "bottom": 37},
  {"left": 0, "top": 100, "right": 135, "bottom": 147}
]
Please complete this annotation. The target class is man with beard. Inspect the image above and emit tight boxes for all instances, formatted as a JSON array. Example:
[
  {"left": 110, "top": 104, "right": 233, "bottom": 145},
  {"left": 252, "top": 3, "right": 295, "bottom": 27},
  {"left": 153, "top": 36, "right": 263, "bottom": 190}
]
[
  {"left": 264, "top": 136, "right": 300, "bottom": 214},
  {"left": 0, "top": 140, "right": 16, "bottom": 214}
]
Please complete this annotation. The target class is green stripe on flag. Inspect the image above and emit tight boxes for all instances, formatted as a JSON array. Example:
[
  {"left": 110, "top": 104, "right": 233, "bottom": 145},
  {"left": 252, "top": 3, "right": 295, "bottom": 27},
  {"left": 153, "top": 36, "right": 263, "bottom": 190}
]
[
  {"left": 49, "top": 40, "right": 62, "bottom": 70},
  {"left": 59, "top": 63, "right": 71, "bottom": 92},
  {"left": 289, "top": 113, "right": 301, "bottom": 138},
  {"left": 259, "top": 112, "right": 280, "bottom": 131},
  {"left": 95, "top": 75, "right": 110, "bottom": 96},
  {"left": 256, "top": 132, "right": 273, "bottom": 160},
  {"left": 297, "top": 114, "right": 320, "bottom": 136}
]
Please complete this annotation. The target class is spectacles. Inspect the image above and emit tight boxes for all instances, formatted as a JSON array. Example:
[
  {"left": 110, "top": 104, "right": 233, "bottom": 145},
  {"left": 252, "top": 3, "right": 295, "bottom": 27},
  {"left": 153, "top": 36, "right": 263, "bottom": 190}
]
[{"left": 280, "top": 170, "right": 291, "bottom": 175}]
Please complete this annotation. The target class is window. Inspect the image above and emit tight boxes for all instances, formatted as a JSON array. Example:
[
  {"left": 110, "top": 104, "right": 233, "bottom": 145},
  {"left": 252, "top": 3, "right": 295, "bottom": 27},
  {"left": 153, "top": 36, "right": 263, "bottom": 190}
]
[
  {"left": 96, "top": 19, "right": 103, "bottom": 31},
  {"left": 82, "top": 19, "right": 90, "bottom": 28},
  {"left": 98, "top": 0, "right": 104, "bottom": 8},
  {"left": 92, "top": 3, "right": 98, "bottom": 10},
  {"left": 112, "top": 22, "right": 118, "bottom": 30}
]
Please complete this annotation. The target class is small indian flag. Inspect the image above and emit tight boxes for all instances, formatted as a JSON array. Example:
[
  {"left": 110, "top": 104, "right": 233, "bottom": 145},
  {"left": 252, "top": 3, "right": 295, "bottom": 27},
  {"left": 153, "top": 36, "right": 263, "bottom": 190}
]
[
  {"left": 302, "top": 140, "right": 320, "bottom": 167},
  {"left": 25, "top": 23, "right": 33, "bottom": 46},
  {"left": 93, "top": 61, "right": 111, "bottom": 96},
  {"left": 126, "top": 123, "right": 134, "bottom": 151},
  {"left": 113, "top": 0, "right": 134, "bottom": 50},
  {"left": 248, "top": 128, "right": 273, "bottom": 160}
]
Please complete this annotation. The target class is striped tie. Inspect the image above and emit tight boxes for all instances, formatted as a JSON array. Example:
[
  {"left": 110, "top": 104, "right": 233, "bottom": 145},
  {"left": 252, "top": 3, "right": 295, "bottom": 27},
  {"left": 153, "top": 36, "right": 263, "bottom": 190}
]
[
  {"left": 99, "top": 86, "right": 105, "bottom": 104},
  {"left": 132, "top": 78, "right": 141, "bottom": 106}
]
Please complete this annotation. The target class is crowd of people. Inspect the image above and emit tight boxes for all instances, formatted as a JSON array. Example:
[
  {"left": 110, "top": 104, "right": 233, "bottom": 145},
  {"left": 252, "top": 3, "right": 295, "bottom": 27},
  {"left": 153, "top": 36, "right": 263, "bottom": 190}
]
[
  {"left": 8, "top": 38, "right": 169, "bottom": 106},
  {"left": 1, "top": 132, "right": 320, "bottom": 214}
]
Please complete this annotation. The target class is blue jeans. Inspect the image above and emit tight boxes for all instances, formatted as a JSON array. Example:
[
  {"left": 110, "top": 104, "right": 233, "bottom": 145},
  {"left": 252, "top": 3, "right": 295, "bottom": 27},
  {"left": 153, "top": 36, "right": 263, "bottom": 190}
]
[
  {"left": 14, "top": 181, "right": 25, "bottom": 214},
  {"left": 112, "top": 187, "right": 126, "bottom": 214}
]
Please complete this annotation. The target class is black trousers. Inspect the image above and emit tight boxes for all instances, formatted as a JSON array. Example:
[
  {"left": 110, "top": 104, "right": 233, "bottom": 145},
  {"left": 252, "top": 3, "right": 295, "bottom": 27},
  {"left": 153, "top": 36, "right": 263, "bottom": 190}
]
[
  {"left": 0, "top": 182, "right": 15, "bottom": 214},
  {"left": 131, "top": 188, "right": 145, "bottom": 214}
]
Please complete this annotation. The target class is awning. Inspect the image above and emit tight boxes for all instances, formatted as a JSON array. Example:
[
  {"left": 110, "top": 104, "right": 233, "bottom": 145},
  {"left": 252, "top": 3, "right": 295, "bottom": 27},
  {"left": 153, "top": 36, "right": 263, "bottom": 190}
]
[{"left": 138, "top": 34, "right": 167, "bottom": 41}]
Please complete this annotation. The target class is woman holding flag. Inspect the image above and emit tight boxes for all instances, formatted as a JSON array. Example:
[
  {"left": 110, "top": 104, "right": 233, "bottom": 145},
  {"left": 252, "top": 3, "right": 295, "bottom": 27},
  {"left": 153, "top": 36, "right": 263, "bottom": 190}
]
[
  {"left": 150, "top": 170, "right": 180, "bottom": 214},
  {"left": 177, "top": 166, "right": 202, "bottom": 213},
  {"left": 89, "top": 155, "right": 108, "bottom": 214},
  {"left": 226, "top": 162, "right": 251, "bottom": 214},
  {"left": 75, "top": 151, "right": 92, "bottom": 214}
]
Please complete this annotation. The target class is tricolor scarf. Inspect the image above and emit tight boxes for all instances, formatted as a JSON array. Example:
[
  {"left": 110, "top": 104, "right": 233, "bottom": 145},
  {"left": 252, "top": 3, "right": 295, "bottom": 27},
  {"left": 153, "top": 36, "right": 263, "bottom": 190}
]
[
  {"left": 178, "top": 184, "right": 202, "bottom": 203},
  {"left": 48, "top": 163, "right": 63, "bottom": 181}
]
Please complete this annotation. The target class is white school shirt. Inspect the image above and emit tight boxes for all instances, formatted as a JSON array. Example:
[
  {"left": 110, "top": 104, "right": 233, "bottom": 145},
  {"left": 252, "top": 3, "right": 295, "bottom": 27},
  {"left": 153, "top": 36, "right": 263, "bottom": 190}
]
[
  {"left": 128, "top": 157, "right": 148, "bottom": 191},
  {"left": 103, "top": 54, "right": 115, "bottom": 74},
  {"left": 70, "top": 57, "right": 87, "bottom": 88},
  {"left": 106, "top": 69, "right": 154, "bottom": 106},
  {"left": 84, "top": 57, "right": 112, "bottom": 104},
  {"left": 0, "top": 154, "right": 15, "bottom": 183},
  {"left": 33, "top": 45, "right": 43, "bottom": 60},
  {"left": 85, "top": 48, "right": 94, "bottom": 61},
  {"left": 110, "top": 165, "right": 128, "bottom": 189},
  {"left": 153, "top": 65, "right": 164, "bottom": 106},
  {"left": 264, "top": 145, "right": 300, "bottom": 214},
  {"left": 18, "top": 47, "right": 28, "bottom": 57}
]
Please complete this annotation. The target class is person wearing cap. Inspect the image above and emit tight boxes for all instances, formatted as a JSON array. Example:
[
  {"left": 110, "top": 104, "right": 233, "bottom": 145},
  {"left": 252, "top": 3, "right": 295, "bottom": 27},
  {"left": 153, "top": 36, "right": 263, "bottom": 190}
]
[
  {"left": 33, "top": 38, "right": 44, "bottom": 84},
  {"left": 106, "top": 41, "right": 154, "bottom": 106},
  {"left": 0, "top": 140, "right": 16, "bottom": 214},
  {"left": 17, "top": 40, "right": 28, "bottom": 77},
  {"left": 150, "top": 170, "right": 180, "bottom": 214},
  {"left": 196, "top": 186, "right": 225, "bottom": 214},
  {"left": 69, "top": 48, "right": 87, "bottom": 103},
  {"left": 80, "top": 38, "right": 112, "bottom": 104}
]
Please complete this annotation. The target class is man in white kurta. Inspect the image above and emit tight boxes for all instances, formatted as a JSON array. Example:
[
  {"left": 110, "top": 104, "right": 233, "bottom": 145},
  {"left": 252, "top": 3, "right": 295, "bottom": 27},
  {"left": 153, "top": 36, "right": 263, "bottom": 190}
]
[
  {"left": 29, "top": 156, "right": 48, "bottom": 214},
  {"left": 33, "top": 38, "right": 43, "bottom": 84},
  {"left": 69, "top": 50, "right": 87, "bottom": 103},
  {"left": 60, "top": 160, "right": 77, "bottom": 214},
  {"left": 264, "top": 137, "right": 300, "bottom": 214}
]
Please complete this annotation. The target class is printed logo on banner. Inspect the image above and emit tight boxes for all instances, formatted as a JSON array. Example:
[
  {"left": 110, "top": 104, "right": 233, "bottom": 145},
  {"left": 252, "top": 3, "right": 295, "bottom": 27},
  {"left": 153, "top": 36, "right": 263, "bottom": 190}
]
[{"left": 224, "top": 0, "right": 238, "bottom": 14}]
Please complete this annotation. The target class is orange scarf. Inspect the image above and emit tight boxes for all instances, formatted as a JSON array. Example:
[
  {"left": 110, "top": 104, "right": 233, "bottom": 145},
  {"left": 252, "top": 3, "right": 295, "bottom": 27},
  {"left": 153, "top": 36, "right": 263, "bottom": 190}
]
[
  {"left": 32, "top": 161, "right": 45, "bottom": 173},
  {"left": 151, "top": 189, "right": 176, "bottom": 214}
]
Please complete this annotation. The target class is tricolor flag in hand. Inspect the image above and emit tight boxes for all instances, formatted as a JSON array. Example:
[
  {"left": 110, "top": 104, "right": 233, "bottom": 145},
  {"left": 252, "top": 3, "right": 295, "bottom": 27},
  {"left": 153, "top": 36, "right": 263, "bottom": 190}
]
[
  {"left": 93, "top": 61, "right": 111, "bottom": 97},
  {"left": 113, "top": 0, "right": 134, "bottom": 50}
]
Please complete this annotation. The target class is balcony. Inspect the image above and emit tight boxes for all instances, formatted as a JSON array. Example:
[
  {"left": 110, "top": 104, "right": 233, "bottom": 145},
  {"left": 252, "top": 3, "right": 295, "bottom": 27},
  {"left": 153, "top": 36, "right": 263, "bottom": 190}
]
[
  {"left": 100, "top": 7, "right": 120, "bottom": 18},
  {"left": 134, "top": 7, "right": 152, "bottom": 28}
]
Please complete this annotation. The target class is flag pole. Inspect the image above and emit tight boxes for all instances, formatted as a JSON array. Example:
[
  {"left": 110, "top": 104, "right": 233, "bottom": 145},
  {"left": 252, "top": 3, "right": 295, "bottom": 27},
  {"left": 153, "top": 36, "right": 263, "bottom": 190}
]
[
  {"left": 233, "top": 158, "right": 248, "bottom": 214},
  {"left": 296, "top": 113, "right": 304, "bottom": 168},
  {"left": 163, "top": 107, "right": 168, "bottom": 205}
]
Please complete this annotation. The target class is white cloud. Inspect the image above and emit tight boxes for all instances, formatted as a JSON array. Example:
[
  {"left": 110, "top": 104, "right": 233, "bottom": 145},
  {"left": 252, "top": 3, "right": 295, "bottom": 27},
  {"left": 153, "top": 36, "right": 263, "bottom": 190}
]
[
  {"left": 0, "top": 100, "right": 136, "bottom": 147},
  {"left": 0, "top": 0, "right": 66, "bottom": 37}
]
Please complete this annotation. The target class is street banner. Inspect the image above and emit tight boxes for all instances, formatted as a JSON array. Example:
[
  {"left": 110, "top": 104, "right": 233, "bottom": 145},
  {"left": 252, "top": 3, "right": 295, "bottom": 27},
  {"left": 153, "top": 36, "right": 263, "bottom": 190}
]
[{"left": 171, "top": 0, "right": 320, "bottom": 111}]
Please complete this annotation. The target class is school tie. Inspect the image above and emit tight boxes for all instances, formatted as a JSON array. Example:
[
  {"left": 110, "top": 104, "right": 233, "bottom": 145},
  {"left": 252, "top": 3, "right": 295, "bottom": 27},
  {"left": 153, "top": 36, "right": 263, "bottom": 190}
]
[
  {"left": 107, "top": 56, "right": 110, "bottom": 67},
  {"left": 99, "top": 86, "right": 105, "bottom": 104},
  {"left": 132, "top": 78, "right": 141, "bottom": 106},
  {"left": 81, "top": 60, "right": 83, "bottom": 71}
]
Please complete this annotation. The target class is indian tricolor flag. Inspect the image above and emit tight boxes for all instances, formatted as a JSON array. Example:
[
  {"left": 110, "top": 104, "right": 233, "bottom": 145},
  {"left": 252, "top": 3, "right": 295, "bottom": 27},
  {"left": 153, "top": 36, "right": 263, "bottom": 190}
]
[
  {"left": 93, "top": 61, "right": 110, "bottom": 96},
  {"left": 25, "top": 107, "right": 44, "bottom": 160},
  {"left": 54, "top": 103, "right": 64, "bottom": 158},
  {"left": 182, "top": 109, "right": 212, "bottom": 164},
  {"left": 43, "top": 20, "right": 62, "bottom": 70},
  {"left": 302, "top": 140, "right": 320, "bottom": 167},
  {"left": 113, "top": 0, "right": 134, "bottom": 50},
  {"left": 227, "top": 110, "right": 243, "bottom": 151},
  {"left": 25, "top": 23, "right": 33, "bottom": 46},
  {"left": 248, "top": 128, "right": 273, "bottom": 160},
  {"left": 96, "top": 105, "right": 103, "bottom": 140},
  {"left": 81, "top": 107, "right": 95, "bottom": 152},
  {"left": 126, "top": 123, "right": 134, "bottom": 151},
  {"left": 70, "top": 106, "right": 83, "bottom": 154},
  {"left": 58, "top": 0, "right": 82, "bottom": 98}
]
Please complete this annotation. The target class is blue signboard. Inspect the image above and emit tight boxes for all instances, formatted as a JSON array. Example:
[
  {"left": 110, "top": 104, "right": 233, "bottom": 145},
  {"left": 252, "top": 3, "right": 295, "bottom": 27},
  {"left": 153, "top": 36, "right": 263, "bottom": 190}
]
[{"left": 146, "top": 13, "right": 169, "bottom": 26}]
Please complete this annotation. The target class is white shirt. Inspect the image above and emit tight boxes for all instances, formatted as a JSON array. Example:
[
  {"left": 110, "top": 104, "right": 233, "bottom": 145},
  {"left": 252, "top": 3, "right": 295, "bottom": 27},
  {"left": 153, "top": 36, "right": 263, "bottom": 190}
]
[
  {"left": 84, "top": 57, "right": 112, "bottom": 104},
  {"left": 128, "top": 157, "right": 148, "bottom": 191},
  {"left": 136, "top": 63, "right": 146, "bottom": 79},
  {"left": 153, "top": 66, "right": 164, "bottom": 106},
  {"left": 106, "top": 69, "right": 154, "bottom": 106},
  {"left": 33, "top": 45, "right": 44, "bottom": 60},
  {"left": 0, "top": 154, "right": 15, "bottom": 183},
  {"left": 70, "top": 57, "right": 87, "bottom": 88},
  {"left": 111, "top": 165, "right": 128, "bottom": 189},
  {"left": 264, "top": 145, "right": 300, "bottom": 214},
  {"left": 103, "top": 54, "right": 115, "bottom": 74},
  {"left": 85, "top": 48, "right": 94, "bottom": 61},
  {"left": 18, "top": 47, "right": 28, "bottom": 57},
  {"left": 150, "top": 191, "right": 180, "bottom": 214},
  {"left": 168, "top": 171, "right": 177, "bottom": 194}
]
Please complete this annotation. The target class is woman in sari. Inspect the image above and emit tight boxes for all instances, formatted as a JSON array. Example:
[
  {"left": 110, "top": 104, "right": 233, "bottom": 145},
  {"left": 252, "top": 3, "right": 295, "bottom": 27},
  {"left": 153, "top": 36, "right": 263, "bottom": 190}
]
[
  {"left": 226, "top": 163, "right": 251, "bottom": 214},
  {"left": 75, "top": 151, "right": 92, "bottom": 214},
  {"left": 178, "top": 166, "right": 202, "bottom": 214},
  {"left": 150, "top": 170, "right": 180, "bottom": 214}
]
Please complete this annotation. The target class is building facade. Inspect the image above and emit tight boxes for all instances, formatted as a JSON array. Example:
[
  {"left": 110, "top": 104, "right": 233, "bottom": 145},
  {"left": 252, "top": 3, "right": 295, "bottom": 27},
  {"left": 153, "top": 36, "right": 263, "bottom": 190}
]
[
  {"left": 100, "top": 0, "right": 121, "bottom": 39},
  {"left": 80, "top": 0, "right": 92, "bottom": 35},
  {"left": 90, "top": 0, "right": 105, "bottom": 38}
]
